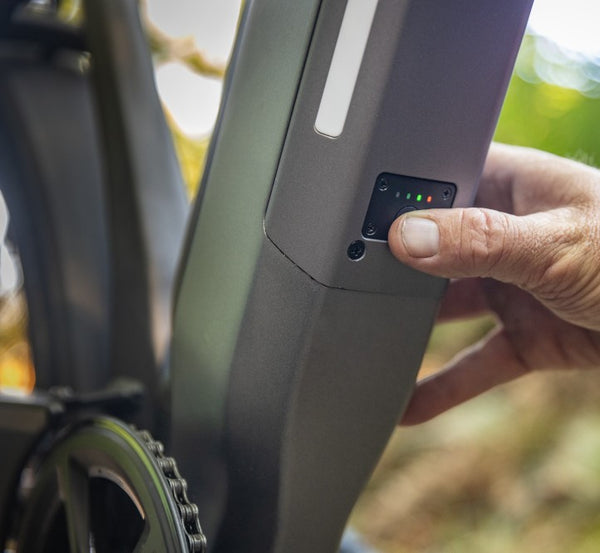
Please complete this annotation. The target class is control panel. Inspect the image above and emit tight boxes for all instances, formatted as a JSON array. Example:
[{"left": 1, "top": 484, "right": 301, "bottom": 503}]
[{"left": 362, "top": 173, "right": 457, "bottom": 241}]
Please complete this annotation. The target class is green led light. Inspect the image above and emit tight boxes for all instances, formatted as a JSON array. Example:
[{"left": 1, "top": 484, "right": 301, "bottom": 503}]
[
  {"left": 416, "top": 194, "right": 422, "bottom": 202},
  {"left": 406, "top": 193, "right": 411, "bottom": 200}
]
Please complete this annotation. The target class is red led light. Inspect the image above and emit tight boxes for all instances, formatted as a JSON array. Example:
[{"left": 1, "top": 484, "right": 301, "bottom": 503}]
[{"left": 426, "top": 195, "right": 432, "bottom": 203}]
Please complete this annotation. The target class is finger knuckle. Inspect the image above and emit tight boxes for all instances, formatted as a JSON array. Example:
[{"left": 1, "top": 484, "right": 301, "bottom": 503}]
[{"left": 457, "top": 208, "right": 510, "bottom": 275}]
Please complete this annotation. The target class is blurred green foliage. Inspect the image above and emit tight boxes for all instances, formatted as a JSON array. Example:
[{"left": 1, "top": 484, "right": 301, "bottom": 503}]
[{"left": 496, "top": 35, "right": 600, "bottom": 164}]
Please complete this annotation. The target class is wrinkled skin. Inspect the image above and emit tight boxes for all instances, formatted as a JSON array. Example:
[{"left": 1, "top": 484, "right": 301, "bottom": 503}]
[{"left": 388, "top": 143, "right": 600, "bottom": 424}]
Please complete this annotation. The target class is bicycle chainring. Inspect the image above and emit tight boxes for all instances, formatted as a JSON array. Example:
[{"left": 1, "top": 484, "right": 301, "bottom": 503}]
[{"left": 7, "top": 417, "right": 206, "bottom": 553}]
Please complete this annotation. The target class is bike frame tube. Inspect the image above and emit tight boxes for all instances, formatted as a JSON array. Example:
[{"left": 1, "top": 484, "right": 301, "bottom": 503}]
[
  {"left": 83, "top": 0, "right": 189, "bottom": 436},
  {"left": 172, "top": 1, "right": 533, "bottom": 552}
]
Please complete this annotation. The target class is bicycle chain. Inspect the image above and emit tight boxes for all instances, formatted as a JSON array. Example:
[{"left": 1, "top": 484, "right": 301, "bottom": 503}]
[{"left": 136, "top": 429, "right": 207, "bottom": 553}]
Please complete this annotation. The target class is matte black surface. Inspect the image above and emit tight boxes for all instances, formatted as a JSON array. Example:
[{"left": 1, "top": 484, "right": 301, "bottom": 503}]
[
  {"left": 362, "top": 173, "right": 456, "bottom": 241},
  {"left": 0, "top": 59, "right": 111, "bottom": 391},
  {"left": 83, "top": 0, "right": 188, "bottom": 435},
  {"left": 0, "top": 393, "right": 63, "bottom": 547}
]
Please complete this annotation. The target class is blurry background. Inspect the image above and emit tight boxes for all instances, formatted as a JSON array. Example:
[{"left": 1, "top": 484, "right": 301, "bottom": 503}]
[{"left": 2, "top": 1, "right": 600, "bottom": 551}]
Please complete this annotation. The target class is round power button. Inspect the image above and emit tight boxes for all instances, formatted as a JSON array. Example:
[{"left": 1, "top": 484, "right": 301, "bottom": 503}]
[{"left": 395, "top": 205, "right": 417, "bottom": 219}]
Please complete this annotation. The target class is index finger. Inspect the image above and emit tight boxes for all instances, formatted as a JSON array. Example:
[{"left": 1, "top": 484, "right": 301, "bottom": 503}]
[
  {"left": 400, "top": 326, "right": 528, "bottom": 425},
  {"left": 438, "top": 278, "right": 489, "bottom": 322},
  {"left": 478, "top": 143, "right": 599, "bottom": 215}
]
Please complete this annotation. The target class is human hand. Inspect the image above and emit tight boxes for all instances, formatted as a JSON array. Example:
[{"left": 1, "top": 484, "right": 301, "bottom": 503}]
[{"left": 388, "top": 143, "right": 600, "bottom": 424}]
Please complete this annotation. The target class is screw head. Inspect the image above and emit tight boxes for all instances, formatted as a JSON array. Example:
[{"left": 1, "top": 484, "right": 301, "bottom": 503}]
[
  {"left": 377, "top": 178, "right": 389, "bottom": 192},
  {"left": 365, "top": 222, "right": 377, "bottom": 236},
  {"left": 442, "top": 187, "right": 452, "bottom": 200},
  {"left": 347, "top": 240, "right": 366, "bottom": 261}
]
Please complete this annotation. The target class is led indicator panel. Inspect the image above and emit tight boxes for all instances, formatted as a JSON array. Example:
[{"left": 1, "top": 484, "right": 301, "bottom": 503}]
[{"left": 362, "top": 173, "right": 457, "bottom": 241}]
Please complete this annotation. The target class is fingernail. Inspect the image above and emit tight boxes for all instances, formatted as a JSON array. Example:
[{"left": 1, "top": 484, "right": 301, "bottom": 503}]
[{"left": 400, "top": 216, "right": 439, "bottom": 258}]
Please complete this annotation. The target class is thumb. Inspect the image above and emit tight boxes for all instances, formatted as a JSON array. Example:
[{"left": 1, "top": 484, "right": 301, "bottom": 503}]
[{"left": 388, "top": 207, "right": 577, "bottom": 290}]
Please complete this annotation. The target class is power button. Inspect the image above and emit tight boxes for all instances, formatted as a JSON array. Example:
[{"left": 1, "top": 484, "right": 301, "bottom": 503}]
[{"left": 395, "top": 205, "right": 417, "bottom": 218}]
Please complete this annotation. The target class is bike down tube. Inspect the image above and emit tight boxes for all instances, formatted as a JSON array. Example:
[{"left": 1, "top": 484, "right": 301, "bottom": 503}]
[{"left": 171, "top": 1, "right": 533, "bottom": 552}]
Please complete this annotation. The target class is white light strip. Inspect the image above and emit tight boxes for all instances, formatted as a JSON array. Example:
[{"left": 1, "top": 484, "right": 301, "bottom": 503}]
[{"left": 314, "top": 0, "right": 379, "bottom": 138}]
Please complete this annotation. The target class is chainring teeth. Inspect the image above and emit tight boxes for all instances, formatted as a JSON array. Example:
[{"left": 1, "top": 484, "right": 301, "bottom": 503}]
[{"left": 136, "top": 428, "right": 207, "bottom": 553}]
